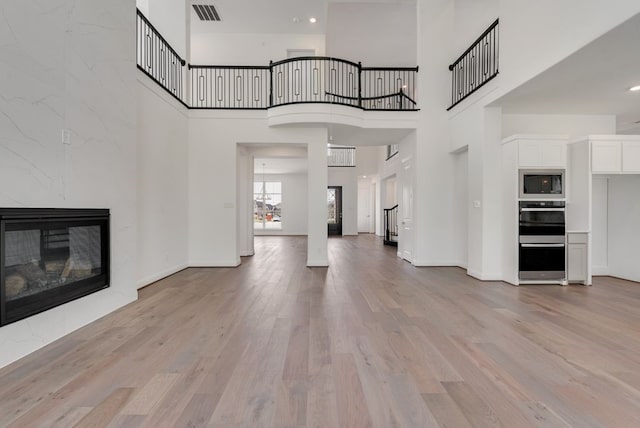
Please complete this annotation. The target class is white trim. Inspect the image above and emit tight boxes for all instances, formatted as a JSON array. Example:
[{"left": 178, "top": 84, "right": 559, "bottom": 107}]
[
  {"left": 412, "top": 260, "right": 460, "bottom": 267},
  {"left": 137, "top": 263, "right": 188, "bottom": 289},
  {"left": 239, "top": 250, "right": 255, "bottom": 257},
  {"left": 307, "top": 259, "right": 329, "bottom": 267},
  {"left": 189, "top": 259, "right": 242, "bottom": 267},
  {"left": 137, "top": 71, "right": 189, "bottom": 117},
  {"left": 467, "top": 269, "right": 503, "bottom": 281}
]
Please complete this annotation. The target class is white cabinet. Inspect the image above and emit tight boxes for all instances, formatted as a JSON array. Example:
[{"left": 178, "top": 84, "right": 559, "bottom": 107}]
[
  {"left": 518, "top": 140, "right": 566, "bottom": 168},
  {"left": 567, "top": 233, "right": 588, "bottom": 284},
  {"left": 592, "top": 141, "right": 622, "bottom": 173},
  {"left": 591, "top": 140, "right": 640, "bottom": 174},
  {"left": 622, "top": 141, "right": 640, "bottom": 172}
]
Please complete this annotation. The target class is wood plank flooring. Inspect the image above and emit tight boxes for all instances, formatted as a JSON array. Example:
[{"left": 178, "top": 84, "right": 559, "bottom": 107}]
[{"left": 1, "top": 235, "right": 640, "bottom": 427}]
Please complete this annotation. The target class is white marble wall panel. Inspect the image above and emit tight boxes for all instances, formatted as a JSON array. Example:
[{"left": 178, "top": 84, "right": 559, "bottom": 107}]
[{"left": 0, "top": 0, "right": 137, "bottom": 368}]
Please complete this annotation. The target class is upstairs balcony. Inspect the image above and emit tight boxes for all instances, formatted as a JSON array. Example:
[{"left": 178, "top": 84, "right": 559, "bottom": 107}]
[{"left": 136, "top": 9, "right": 419, "bottom": 114}]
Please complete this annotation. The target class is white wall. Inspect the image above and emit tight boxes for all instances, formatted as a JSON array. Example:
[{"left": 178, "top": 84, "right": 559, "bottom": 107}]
[
  {"left": 452, "top": 149, "right": 469, "bottom": 267},
  {"left": 355, "top": 146, "right": 382, "bottom": 177},
  {"left": 328, "top": 168, "right": 358, "bottom": 236},
  {"left": 357, "top": 178, "right": 373, "bottom": 233},
  {"left": 326, "top": 2, "right": 417, "bottom": 66},
  {"left": 188, "top": 112, "right": 327, "bottom": 267},
  {"left": 191, "top": 33, "right": 326, "bottom": 65},
  {"left": 0, "top": 0, "right": 137, "bottom": 368},
  {"left": 254, "top": 173, "right": 308, "bottom": 236},
  {"left": 606, "top": 175, "right": 640, "bottom": 282},
  {"left": 499, "top": 1, "right": 640, "bottom": 95},
  {"left": 385, "top": 177, "right": 397, "bottom": 207},
  {"left": 591, "top": 176, "right": 609, "bottom": 273},
  {"left": 414, "top": 0, "right": 457, "bottom": 267},
  {"left": 137, "top": 77, "right": 189, "bottom": 288},
  {"left": 143, "top": 0, "right": 187, "bottom": 58},
  {"left": 502, "top": 114, "right": 617, "bottom": 139}
]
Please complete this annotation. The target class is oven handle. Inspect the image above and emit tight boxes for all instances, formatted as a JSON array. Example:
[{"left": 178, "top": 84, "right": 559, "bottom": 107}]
[
  {"left": 520, "top": 208, "right": 565, "bottom": 212},
  {"left": 521, "top": 243, "right": 565, "bottom": 248}
]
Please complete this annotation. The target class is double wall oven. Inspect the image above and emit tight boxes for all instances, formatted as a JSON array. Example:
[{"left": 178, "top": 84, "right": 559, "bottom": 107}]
[{"left": 518, "top": 201, "right": 566, "bottom": 282}]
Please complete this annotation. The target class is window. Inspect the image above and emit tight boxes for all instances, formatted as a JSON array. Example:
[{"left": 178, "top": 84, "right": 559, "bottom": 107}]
[{"left": 254, "top": 181, "right": 282, "bottom": 230}]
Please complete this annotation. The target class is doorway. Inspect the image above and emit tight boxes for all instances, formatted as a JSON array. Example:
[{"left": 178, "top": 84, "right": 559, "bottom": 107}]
[{"left": 328, "top": 186, "right": 342, "bottom": 235}]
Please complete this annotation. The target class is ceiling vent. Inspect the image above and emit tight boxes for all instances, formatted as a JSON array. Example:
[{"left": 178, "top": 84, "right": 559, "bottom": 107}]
[{"left": 193, "top": 4, "right": 221, "bottom": 21}]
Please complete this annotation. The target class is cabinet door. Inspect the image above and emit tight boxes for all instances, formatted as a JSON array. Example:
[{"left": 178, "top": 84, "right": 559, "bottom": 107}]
[
  {"left": 541, "top": 141, "right": 566, "bottom": 167},
  {"left": 622, "top": 141, "right": 640, "bottom": 173},
  {"left": 518, "top": 141, "right": 542, "bottom": 168},
  {"left": 567, "top": 243, "right": 587, "bottom": 282},
  {"left": 519, "top": 140, "right": 566, "bottom": 168},
  {"left": 591, "top": 141, "right": 621, "bottom": 173}
]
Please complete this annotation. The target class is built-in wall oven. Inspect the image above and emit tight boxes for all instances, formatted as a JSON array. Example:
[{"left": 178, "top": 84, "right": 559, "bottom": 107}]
[{"left": 519, "top": 201, "right": 566, "bottom": 282}]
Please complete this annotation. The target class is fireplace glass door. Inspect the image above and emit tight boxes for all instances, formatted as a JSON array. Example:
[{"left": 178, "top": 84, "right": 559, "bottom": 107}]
[{"left": 1, "top": 209, "right": 109, "bottom": 326}]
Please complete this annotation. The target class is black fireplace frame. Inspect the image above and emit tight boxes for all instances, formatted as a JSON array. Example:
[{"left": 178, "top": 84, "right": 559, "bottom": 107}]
[{"left": 0, "top": 208, "right": 110, "bottom": 326}]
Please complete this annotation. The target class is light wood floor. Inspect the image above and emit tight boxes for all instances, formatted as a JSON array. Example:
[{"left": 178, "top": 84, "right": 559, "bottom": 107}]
[{"left": 1, "top": 235, "right": 640, "bottom": 427}]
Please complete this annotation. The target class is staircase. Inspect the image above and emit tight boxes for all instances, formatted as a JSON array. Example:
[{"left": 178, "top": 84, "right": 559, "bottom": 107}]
[{"left": 384, "top": 205, "right": 398, "bottom": 247}]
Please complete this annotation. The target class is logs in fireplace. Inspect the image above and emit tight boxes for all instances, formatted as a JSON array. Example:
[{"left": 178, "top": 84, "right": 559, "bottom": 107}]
[{"left": 0, "top": 209, "right": 109, "bottom": 326}]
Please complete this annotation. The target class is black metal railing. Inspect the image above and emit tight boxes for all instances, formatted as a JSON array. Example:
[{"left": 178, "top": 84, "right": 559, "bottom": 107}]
[
  {"left": 361, "top": 68, "right": 417, "bottom": 110},
  {"left": 386, "top": 143, "right": 399, "bottom": 160},
  {"left": 384, "top": 205, "right": 398, "bottom": 246},
  {"left": 327, "top": 146, "right": 356, "bottom": 167},
  {"left": 136, "top": 11, "right": 418, "bottom": 111},
  {"left": 270, "top": 57, "right": 418, "bottom": 110},
  {"left": 189, "top": 65, "right": 270, "bottom": 109},
  {"left": 447, "top": 19, "right": 499, "bottom": 110},
  {"left": 136, "top": 9, "right": 187, "bottom": 106}
]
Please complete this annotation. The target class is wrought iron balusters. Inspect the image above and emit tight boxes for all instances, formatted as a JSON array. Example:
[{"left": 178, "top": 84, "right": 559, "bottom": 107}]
[
  {"left": 327, "top": 146, "right": 356, "bottom": 167},
  {"left": 448, "top": 19, "right": 499, "bottom": 110},
  {"left": 136, "top": 9, "right": 186, "bottom": 106},
  {"left": 136, "top": 11, "right": 419, "bottom": 111}
]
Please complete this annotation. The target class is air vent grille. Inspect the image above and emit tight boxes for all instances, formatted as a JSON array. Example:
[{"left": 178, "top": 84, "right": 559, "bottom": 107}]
[{"left": 193, "top": 4, "right": 221, "bottom": 21}]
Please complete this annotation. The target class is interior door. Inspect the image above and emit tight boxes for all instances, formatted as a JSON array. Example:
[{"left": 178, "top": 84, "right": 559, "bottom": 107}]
[
  {"left": 328, "top": 186, "right": 343, "bottom": 236},
  {"left": 401, "top": 161, "right": 413, "bottom": 262}
]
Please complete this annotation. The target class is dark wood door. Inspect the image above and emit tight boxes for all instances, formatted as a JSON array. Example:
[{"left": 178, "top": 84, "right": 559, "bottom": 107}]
[{"left": 327, "top": 186, "right": 342, "bottom": 235}]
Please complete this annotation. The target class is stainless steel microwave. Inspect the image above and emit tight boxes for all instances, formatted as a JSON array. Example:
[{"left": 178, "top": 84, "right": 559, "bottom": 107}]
[{"left": 519, "top": 170, "right": 565, "bottom": 199}]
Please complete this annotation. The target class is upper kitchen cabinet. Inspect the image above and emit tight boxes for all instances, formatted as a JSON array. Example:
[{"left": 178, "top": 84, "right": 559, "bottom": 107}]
[
  {"left": 588, "top": 136, "right": 640, "bottom": 174},
  {"left": 503, "top": 135, "right": 568, "bottom": 169},
  {"left": 591, "top": 141, "right": 622, "bottom": 173},
  {"left": 622, "top": 141, "right": 640, "bottom": 172}
]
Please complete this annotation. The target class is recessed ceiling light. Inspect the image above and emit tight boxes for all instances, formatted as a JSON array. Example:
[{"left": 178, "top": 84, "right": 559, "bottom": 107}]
[
  {"left": 630, "top": 85, "right": 640, "bottom": 92},
  {"left": 309, "top": 17, "right": 317, "bottom": 23}
]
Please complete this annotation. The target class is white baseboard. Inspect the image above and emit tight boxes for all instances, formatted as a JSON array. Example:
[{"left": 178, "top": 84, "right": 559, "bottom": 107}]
[
  {"left": 189, "top": 258, "right": 241, "bottom": 267},
  {"left": 239, "top": 250, "right": 255, "bottom": 257},
  {"left": 307, "top": 259, "right": 329, "bottom": 267},
  {"left": 467, "top": 269, "right": 503, "bottom": 281},
  {"left": 412, "top": 260, "right": 460, "bottom": 267},
  {"left": 137, "top": 263, "right": 188, "bottom": 289}
]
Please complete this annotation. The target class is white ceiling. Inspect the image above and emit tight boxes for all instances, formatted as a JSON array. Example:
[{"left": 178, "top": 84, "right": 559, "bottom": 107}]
[
  {"left": 189, "top": 0, "right": 414, "bottom": 35},
  {"left": 190, "top": 0, "right": 328, "bottom": 34},
  {"left": 491, "top": 13, "right": 640, "bottom": 134}
]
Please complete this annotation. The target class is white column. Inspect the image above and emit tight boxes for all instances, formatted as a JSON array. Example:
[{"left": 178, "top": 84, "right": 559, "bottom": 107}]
[{"left": 307, "top": 137, "right": 328, "bottom": 267}]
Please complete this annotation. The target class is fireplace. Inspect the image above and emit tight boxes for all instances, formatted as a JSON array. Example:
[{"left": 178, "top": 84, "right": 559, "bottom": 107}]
[{"left": 0, "top": 209, "right": 109, "bottom": 326}]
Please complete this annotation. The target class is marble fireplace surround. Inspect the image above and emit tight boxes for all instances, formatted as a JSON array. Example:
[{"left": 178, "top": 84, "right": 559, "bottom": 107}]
[{"left": 0, "top": 0, "right": 138, "bottom": 367}]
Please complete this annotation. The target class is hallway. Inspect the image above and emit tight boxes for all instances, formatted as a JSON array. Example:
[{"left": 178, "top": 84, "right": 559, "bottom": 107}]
[{"left": 1, "top": 235, "right": 639, "bottom": 426}]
